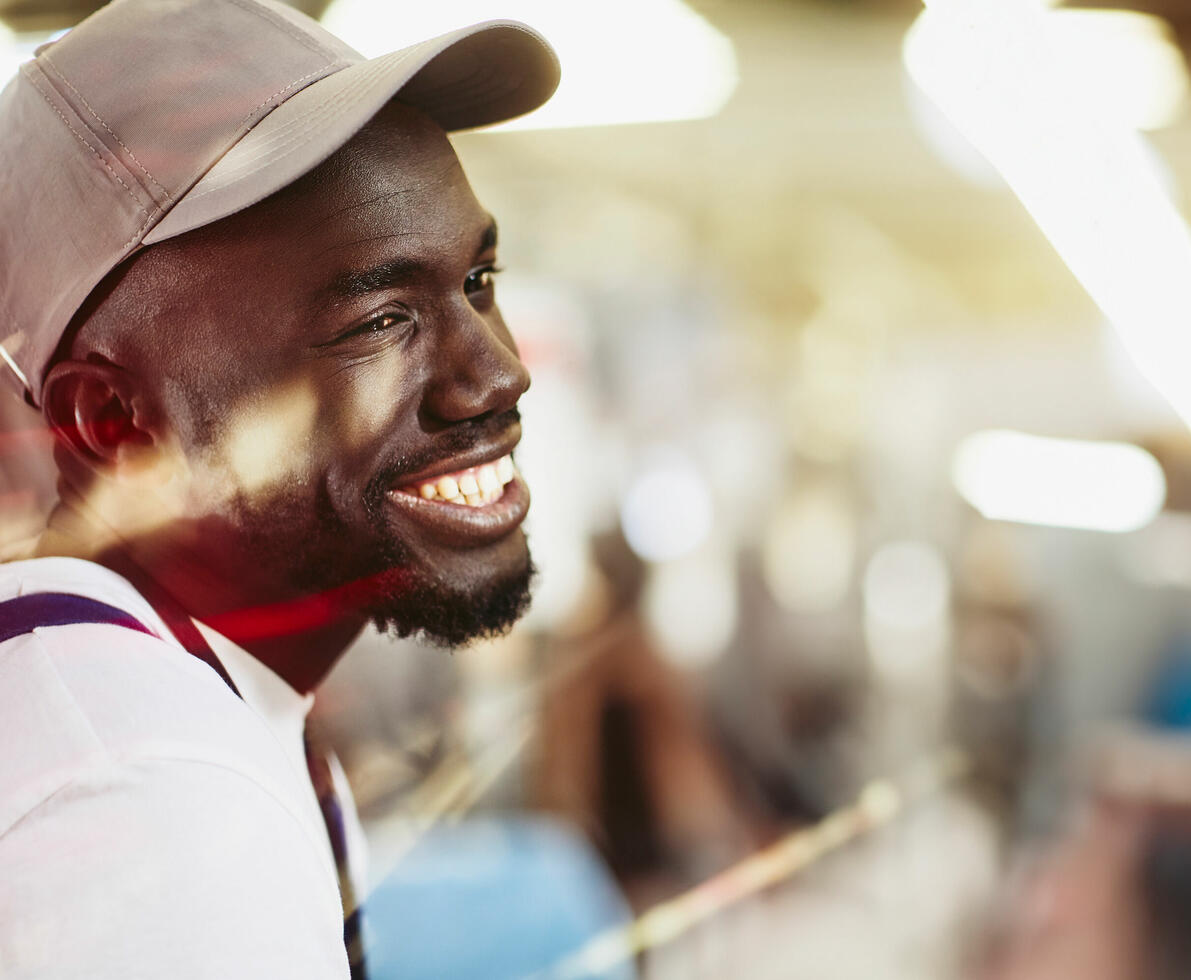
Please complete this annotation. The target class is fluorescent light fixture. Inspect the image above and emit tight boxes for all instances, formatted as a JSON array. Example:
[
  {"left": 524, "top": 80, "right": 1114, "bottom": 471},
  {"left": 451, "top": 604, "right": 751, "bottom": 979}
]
[
  {"left": 321, "top": 0, "right": 737, "bottom": 129},
  {"left": 1049, "top": 10, "right": 1188, "bottom": 132},
  {"left": 905, "top": 0, "right": 1191, "bottom": 430},
  {"left": 952, "top": 429, "right": 1165, "bottom": 533}
]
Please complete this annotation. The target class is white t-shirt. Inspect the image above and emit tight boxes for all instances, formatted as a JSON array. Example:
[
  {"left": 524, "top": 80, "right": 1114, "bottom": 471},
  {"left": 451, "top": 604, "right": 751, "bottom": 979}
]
[{"left": 0, "top": 557, "right": 351, "bottom": 979}]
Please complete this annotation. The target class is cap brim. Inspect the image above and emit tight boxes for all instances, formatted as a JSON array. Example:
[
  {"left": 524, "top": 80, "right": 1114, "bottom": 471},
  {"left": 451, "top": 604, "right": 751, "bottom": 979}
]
[{"left": 143, "top": 20, "right": 558, "bottom": 245}]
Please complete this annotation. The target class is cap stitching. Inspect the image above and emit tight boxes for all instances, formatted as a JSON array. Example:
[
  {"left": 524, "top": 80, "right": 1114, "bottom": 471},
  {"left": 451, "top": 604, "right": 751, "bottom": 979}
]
[
  {"left": 39, "top": 57, "right": 172, "bottom": 203},
  {"left": 242, "top": 65, "right": 335, "bottom": 124},
  {"left": 223, "top": 0, "right": 338, "bottom": 60},
  {"left": 26, "top": 70, "right": 149, "bottom": 221},
  {"left": 163, "top": 62, "right": 334, "bottom": 215},
  {"left": 177, "top": 62, "right": 358, "bottom": 202}
]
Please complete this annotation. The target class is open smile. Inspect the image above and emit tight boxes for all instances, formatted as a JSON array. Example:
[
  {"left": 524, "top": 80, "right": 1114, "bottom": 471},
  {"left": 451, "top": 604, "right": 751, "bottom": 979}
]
[
  {"left": 398, "top": 454, "right": 516, "bottom": 507},
  {"left": 385, "top": 451, "right": 530, "bottom": 545}
]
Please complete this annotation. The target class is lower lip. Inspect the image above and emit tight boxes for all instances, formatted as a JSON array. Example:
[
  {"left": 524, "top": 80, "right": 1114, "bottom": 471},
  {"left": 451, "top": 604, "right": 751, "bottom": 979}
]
[{"left": 383, "top": 474, "right": 530, "bottom": 546}]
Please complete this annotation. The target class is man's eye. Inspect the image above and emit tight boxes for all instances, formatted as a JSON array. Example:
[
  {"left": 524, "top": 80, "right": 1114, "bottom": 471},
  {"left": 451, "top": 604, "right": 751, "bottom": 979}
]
[
  {"left": 465, "top": 265, "right": 501, "bottom": 295},
  {"left": 335, "top": 312, "right": 410, "bottom": 344},
  {"left": 362, "top": 314, "right": 402, "bottom": 333}
]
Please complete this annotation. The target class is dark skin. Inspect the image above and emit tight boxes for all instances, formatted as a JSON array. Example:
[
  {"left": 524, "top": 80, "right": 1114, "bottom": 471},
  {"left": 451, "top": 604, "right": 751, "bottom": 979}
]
[{"left": 34, "top": 101, "right": 532, "bottom": 692}]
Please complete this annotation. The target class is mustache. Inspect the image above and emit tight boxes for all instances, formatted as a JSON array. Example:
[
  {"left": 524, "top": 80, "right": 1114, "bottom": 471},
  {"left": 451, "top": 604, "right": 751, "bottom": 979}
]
[{"left": 363, "top": 408, "right": 521, "bottom": 510}]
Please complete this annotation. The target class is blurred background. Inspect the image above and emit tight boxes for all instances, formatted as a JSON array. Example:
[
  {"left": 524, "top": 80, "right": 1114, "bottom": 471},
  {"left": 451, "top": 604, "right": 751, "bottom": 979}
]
[{"left": 9, "top": 0, "right": 1191, "bottom": 977}]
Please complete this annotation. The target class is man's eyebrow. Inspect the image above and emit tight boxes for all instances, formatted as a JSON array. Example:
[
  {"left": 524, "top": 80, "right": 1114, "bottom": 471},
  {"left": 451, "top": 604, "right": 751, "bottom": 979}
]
[
  {"left": 326, "top": 219, "right": 499, "bottom": 299},
  {"left": 328, "top": 257, "right": 425, "bottom": 299},
  {"left": 480, "top": 218, "right": 498, "bottom": 253}
]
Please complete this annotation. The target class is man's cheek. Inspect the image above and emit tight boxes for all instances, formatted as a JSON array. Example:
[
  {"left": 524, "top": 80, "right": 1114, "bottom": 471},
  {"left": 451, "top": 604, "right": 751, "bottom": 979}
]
[
  {"left": 216, "top": 380, "right": 322, "bottom": 495},
  {"left": 335, "top": 358, "right": 416, "bottom": 453}
]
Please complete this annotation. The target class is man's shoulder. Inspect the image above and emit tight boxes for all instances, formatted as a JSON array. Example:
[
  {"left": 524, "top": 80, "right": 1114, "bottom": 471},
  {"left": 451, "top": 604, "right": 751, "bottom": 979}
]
[{"left": 0, "top": 558, "right": 298, "bottom": 838}]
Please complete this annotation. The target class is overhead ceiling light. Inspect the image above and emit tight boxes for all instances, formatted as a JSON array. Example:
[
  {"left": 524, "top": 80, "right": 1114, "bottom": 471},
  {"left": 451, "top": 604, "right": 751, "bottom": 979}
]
[
  {"left": 951, "top": 429, "right": 1166, "bottom": 533},
  {"left": 321, "top": 0, "right": 738, "bottom": 129},
  {"left": 909, "top": 4, "right": 1186, "bottom": 133},
  {"left": 1050, "top": 9, "right": 1188, "bottom": 132},
  {"left": 905, "top": 0, "right": 1191, "bottom": 430}
]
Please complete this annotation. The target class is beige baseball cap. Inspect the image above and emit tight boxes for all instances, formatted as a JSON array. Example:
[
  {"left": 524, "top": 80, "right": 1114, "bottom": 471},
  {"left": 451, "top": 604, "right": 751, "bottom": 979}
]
[{"left": 0, "top": 0, "right": 560, "bottom": 405}]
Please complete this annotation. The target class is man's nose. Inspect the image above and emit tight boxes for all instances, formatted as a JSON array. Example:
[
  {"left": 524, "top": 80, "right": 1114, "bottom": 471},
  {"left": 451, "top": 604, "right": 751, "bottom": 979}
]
[{"left": 421, "top": 303, "right": 530, "bottom": 424}]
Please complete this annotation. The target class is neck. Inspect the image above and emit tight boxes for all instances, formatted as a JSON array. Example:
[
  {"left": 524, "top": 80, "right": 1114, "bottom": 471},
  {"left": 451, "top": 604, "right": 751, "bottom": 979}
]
[{"left": 37, "top": 499, "right": 367, "bottom": 693}]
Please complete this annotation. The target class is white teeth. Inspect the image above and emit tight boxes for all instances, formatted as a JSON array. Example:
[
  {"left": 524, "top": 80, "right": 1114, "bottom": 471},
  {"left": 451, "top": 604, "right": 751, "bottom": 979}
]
[
  {"left": 401, "top": 454, "right": 517, "bottom": 506},
  {"left": 497, "top": 455, "right": 514, "bottom": 484},
  {"left": 478, "top": 465, "right": 500, "bottom": 494}
]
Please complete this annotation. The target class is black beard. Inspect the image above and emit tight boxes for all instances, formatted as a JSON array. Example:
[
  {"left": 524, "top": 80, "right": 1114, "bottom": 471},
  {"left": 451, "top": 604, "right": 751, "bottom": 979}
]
[
  {"left": 359, "top": 550, "right": 536, "bottom": 648},
  {"left": 223, "top": 484, "right": 534, "bottom": 648},
  {"left": 354, "top": 469, "right": 535, "bottom": 647},
  {"left": 349, "top": 411, "right": 534, "bottom": 647}
]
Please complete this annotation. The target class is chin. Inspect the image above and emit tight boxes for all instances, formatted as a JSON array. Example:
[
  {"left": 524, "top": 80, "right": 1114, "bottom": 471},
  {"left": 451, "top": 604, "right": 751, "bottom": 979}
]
[{"left": 365, "top": 550, "right": 536, "bottom": 648}]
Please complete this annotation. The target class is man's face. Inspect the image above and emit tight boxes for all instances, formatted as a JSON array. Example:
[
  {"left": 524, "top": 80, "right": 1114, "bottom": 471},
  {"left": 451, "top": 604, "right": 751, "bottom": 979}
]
[{"left": 103, "top": 102, "right": 533, "bottom": 644}]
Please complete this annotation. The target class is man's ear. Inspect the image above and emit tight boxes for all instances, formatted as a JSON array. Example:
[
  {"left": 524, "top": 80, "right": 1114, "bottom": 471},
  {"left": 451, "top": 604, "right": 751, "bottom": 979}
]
[{"left": 41, "top": 359, "right": 159, "bottom": 470}]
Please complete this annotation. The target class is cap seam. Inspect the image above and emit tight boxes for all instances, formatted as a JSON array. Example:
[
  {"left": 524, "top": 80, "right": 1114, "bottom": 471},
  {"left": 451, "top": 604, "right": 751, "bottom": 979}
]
[
  {"left": 177, "top": 57, "right": 401, "bottom": 202},
  {"left": 39, "top": 56, "right": 172, "bottom": 204},
  {"left": 223, "top": 0, "right": 340, "bottom": 61},
  {"left": 24, "top": 67, "right": 150, "bottom": 223},
  {"left": 166, "top": 62, "right": 337, "bottom": 207}
]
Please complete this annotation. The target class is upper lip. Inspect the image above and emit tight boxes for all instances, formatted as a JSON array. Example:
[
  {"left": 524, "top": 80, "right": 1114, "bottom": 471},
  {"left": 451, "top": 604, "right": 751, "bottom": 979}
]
[{"left": 389, "top": 424, "right": 521, "bottom": 491}]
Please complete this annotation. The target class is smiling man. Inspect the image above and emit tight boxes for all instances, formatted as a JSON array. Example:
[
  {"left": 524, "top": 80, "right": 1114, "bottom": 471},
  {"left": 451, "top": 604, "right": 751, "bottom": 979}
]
[{"left": 0, "top": 1, "right": 558, "bottom": 977}]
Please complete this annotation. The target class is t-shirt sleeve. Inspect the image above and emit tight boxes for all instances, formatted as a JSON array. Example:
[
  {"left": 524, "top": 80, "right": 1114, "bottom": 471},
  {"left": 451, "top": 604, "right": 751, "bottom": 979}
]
[{"left": 0, "top": 757, "right": 350, "bottom": 980}]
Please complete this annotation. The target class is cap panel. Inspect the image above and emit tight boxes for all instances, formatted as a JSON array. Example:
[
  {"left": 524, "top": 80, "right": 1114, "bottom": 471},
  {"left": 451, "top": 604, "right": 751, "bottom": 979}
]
[
  {"left": 0, "top": 61, "right": 155, "bottom": 396},
  {"left": 38, "top": 0, "right": 356, "bottom": 208}
]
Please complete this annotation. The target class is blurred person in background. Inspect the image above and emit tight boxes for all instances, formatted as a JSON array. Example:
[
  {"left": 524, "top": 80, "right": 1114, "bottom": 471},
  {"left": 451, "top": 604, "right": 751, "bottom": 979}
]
[
  {"left": 977, "top": 731, "right": 1191, "bottom": 980},
  {"left": 533, "top": 529, "right": 754, "bottom": 904},
  {"left": 0, "top": 0, "right": 561, "bottom": 976}
]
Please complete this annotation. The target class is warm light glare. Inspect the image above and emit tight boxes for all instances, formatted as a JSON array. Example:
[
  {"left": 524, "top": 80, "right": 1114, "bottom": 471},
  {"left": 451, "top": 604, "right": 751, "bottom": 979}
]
[
  {"left": 905, "top": 1, "right": 1191, "bottom": 430},
  {"left": 863, "top": 541, "right": 950, "bottom": 633},
  {"left": 321, "top": 0, "right": 738, "bottom": 129},
  {"left": 644, "top": 549, "right": 737, "bottom": 666},
  {"left": 863, "top": 541, "right": 951, "bottom": 681},
  {"left": 952, "top": 430, "right": 1165, "bottom": 533},
  {"left": 762, "top": 486, "right": 856, "bottom": 613},
  {"left": 224, "top": 382, "right": 319, "bottom": 493},
  {"left": 620, "top": 451, "right": 713, "bottom": 563}
]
